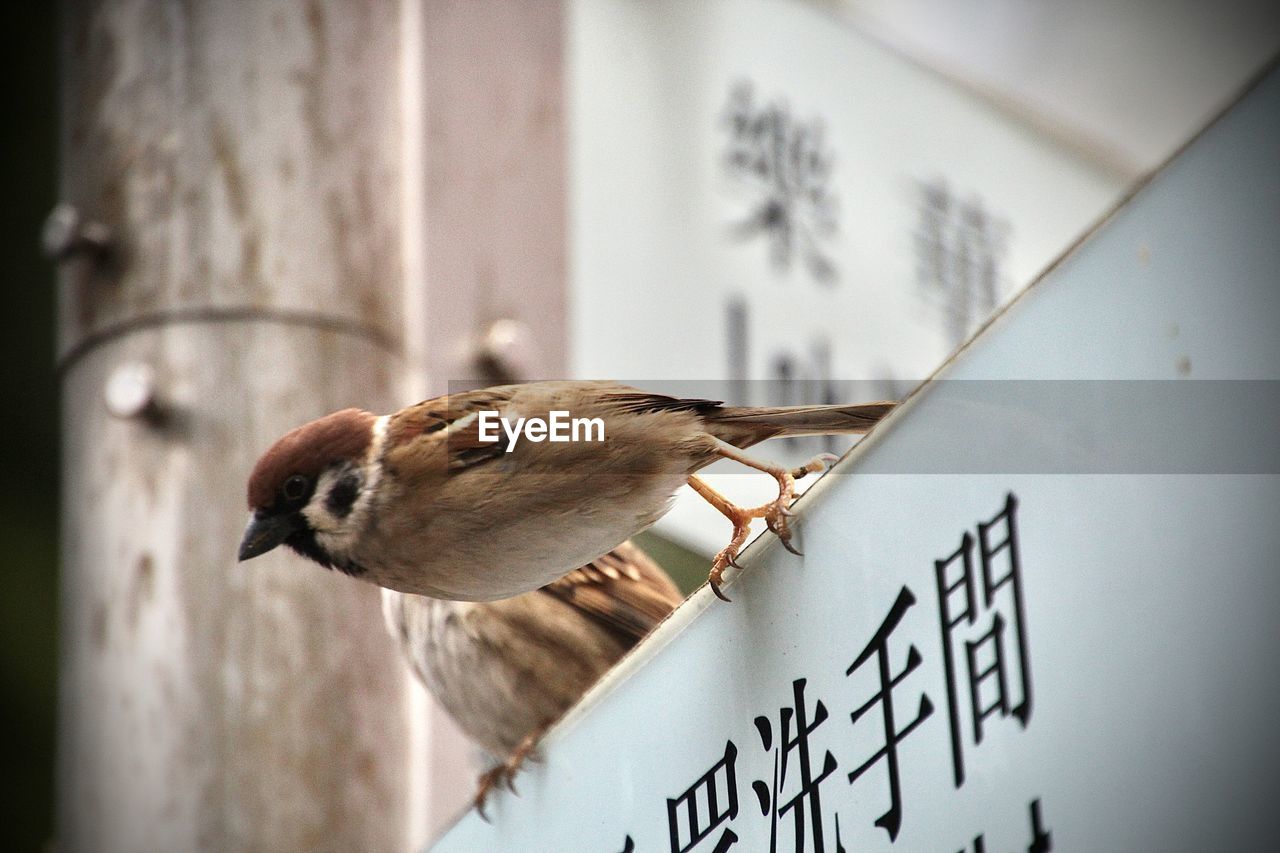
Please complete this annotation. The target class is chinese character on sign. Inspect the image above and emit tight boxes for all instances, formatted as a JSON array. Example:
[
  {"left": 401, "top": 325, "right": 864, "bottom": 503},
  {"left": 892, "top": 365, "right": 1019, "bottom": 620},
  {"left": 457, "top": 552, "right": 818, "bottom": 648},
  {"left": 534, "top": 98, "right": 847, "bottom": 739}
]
[
  {"left": 666, "top": 740, "right": 741, "bottom": 852},
  {"left": 913, "top": 178, "right": 1009, "bottom": 346},
  {"left": 846, "top": 586, "right": 936, "bottom": 841},
  {"left": 934, "top": 493, "right": 1033, "bottom": 788},
  {"left": 953, "top": 798, "right": 1053, "bottom": 853},
  {"left": 723, "top": 80, "right": 839, "bottom": 283},
  {"left": 627, "top": 494, "right": 1039, "bottom": 852},
  {"left": 752, "top": 678, "right": 846, "bottom": 853}
]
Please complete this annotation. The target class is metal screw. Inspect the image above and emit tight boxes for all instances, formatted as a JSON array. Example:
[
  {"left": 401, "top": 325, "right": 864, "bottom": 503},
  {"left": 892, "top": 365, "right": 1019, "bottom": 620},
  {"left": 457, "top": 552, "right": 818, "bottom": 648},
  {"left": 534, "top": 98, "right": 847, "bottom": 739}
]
[
  {"left": 475, "top": 319, "right": 543, "bottom": 382},
  {"left": 104, "top": 362, "right": 162, "bottom": 422},
  {"left": 43, "top": 202, "right": 113, "bottom": 262}
]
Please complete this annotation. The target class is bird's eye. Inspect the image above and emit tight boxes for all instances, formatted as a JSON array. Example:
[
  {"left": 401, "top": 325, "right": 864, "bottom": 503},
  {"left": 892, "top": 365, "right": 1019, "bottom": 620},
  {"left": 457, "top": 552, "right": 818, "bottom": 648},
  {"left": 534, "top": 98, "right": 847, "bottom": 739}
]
[{"left": 283, "top": 474, "right": 310, "bottom": 501}]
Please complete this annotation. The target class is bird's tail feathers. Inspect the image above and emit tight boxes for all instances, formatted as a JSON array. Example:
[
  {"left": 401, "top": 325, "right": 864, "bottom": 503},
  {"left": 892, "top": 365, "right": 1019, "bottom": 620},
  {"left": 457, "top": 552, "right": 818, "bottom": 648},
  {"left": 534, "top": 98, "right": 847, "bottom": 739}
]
[{"left": 707, "top": 401, "right": 896, "bottom": 446}]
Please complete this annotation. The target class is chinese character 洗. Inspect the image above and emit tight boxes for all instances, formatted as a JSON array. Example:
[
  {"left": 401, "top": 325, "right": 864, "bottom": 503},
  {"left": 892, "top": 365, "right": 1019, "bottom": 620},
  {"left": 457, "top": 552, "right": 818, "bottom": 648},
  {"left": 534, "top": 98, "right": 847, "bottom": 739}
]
[
  {"left": 666, "top": 740, "right": 741, "bottom": 853},
  {"left": 935, "top": 493, "right": 1033, "bottom": 788},
  {"left": 722, "top": 80, "right": 839, "bottom": 283},
  {"left": 752, "top": 678, "right": 846, "bottom": 853},
  {"left": 846, "top": 586, "right": 936, "bottom": 842}
]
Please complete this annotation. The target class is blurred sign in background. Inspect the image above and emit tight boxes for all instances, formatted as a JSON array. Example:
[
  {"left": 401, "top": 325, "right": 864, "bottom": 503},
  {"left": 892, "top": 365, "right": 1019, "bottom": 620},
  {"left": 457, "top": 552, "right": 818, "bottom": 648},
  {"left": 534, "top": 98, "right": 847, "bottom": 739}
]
[
  {"left": 845, "top": 0, "right": 1280, "bottom": 173},
  {"left": 564, "top": 0, "right": 1277, "bottom": 555}
]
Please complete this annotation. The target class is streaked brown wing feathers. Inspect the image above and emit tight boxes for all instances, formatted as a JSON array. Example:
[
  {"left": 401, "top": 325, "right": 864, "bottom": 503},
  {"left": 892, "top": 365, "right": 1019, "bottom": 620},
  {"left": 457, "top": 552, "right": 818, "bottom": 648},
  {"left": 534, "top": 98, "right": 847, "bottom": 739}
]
[
  {"left": 599, "top": 391, "right": 724, "bottom": 418},
  {"left": 539, "top": 541, "right": 684, "bottom": 645},
  {"left": 385, "top": 387, "right": 518, "bottom": 472}
]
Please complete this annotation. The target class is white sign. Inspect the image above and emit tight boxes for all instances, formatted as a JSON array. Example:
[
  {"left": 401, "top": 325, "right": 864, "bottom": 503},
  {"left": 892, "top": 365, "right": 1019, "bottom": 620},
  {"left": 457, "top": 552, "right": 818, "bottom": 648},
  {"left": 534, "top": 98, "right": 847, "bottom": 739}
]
[
  {"left": 565, "top": 0, "right": 1129, "bottom": 554},
  {"left": 432, "top": 66, "right": 1280, "bottom": 851}
]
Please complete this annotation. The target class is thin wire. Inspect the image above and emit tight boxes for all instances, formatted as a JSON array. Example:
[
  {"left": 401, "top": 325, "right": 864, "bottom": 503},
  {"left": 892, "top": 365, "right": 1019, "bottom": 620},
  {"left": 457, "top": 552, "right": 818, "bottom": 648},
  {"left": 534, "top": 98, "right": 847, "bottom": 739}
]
[{"left": 56, "top": 306, "right": 403, "bottom": 376}]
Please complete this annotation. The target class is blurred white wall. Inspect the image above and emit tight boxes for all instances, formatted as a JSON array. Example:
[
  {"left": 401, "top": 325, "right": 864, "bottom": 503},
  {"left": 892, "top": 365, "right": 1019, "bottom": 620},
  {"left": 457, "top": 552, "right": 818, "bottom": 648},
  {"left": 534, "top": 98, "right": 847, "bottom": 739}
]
[{"left": 839, "top": 0, "right": 1280, "bottom": 173}]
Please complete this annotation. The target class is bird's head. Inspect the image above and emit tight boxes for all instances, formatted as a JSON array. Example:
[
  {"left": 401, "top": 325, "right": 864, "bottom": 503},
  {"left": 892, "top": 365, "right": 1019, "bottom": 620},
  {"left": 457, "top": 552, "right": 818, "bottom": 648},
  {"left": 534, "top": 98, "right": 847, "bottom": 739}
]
[{"left": 239, "top": 408, "right": 379, "bottom": 576}]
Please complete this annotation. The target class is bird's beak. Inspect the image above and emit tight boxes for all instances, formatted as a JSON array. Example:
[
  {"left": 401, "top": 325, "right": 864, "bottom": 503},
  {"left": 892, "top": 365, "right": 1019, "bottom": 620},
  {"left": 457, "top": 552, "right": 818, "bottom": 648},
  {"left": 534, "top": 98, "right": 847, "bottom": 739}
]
[{"left": 237, "top": 512, "right": 300, "bottom": 562}]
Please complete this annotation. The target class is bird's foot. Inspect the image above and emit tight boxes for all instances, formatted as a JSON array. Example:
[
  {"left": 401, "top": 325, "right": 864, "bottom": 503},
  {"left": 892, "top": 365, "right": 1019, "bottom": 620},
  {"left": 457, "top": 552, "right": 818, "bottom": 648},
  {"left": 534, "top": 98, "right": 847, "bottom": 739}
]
[
  {"left": 759, "top": 470, "right": 801, "bottom": 556},
  {"left": 474, "top": 730, "right": 543, "bottom": 821},
  {"left": 707, "top": 509, "right": 755, "bottom": 602},
  {"left": 691, "top": 465, "right": 806, "bottom": 600},
  {"left": 474, "top": 766, "right": 507, "bottom": 822}
]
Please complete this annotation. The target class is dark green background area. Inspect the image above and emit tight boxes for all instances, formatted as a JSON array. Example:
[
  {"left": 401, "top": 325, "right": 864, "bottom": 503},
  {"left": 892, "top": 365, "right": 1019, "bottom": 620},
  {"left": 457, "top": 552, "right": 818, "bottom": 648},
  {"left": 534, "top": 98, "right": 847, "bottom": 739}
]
[{"left": 2, "top": 5, "right": 58, "bottom": 851}]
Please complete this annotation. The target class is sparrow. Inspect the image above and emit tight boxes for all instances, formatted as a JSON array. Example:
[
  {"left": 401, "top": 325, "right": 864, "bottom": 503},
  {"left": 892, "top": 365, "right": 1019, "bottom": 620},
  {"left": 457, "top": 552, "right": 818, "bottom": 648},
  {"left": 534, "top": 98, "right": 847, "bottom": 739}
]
[
  {"left": 238, "top": 381, "right": 894, "bottom": 600},
  {"left": 381, "top": 540, "right": 683, "bottom": 815}
]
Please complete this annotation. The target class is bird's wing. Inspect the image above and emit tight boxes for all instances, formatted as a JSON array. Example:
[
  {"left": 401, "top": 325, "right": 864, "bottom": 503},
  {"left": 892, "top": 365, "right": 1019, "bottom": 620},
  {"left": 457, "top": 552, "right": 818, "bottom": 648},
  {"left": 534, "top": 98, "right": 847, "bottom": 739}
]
[
  {"left": 539, "top": 541, "right": 685, "bottom": 645},
  {"left": 383, "top": 386, "right": 524, "bottom": 473},
  {"left": 384, "top": 386, "right": 516, "bottom": 443},
  {"left": 596, "top": 390, "right": 724, "bottom": 417}
]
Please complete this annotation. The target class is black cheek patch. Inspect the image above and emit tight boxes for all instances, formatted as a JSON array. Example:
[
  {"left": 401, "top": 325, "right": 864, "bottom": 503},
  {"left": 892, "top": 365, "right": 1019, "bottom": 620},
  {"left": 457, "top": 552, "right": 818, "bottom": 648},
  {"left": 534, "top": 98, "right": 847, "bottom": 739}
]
[
  {"left": 325, "top": 471, "right": 362, "bottom": 519},
  {"left": 284, "top": 528, "right": 365, "bottom": 577},
  {"left": 286, "top": 527, "right": 335, "bottom": 569}
]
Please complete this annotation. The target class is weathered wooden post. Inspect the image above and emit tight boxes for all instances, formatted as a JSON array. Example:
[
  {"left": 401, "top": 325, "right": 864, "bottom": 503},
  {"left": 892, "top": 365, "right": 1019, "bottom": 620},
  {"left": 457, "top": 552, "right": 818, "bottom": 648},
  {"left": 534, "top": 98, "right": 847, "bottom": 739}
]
[{"left": 55, "top": 2, "right": 413, "bottom": 849}]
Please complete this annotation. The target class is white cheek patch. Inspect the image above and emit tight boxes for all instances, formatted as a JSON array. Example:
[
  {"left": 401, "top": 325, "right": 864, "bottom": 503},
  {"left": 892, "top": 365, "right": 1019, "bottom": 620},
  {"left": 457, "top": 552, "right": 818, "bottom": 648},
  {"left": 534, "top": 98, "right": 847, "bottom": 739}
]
[
  {"left": 302, "top": 500, "right": 335, "bottom": 533},
  {"left": 303, "top": 470, "right": 346, "bottom": 534},
  {"left": 309, "top": 483, "right": 370, "bottom": 550},
  {"left": 309, "top": 415, "right": 389, "bottom": 560},
  {"left": 308, "top": 487, "right": 362, "bottom": 556}
]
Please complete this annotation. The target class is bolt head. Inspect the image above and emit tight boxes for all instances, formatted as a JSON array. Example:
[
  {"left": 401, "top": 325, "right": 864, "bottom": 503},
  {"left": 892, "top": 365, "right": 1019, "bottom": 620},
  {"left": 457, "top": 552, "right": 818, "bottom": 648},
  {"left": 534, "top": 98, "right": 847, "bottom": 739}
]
[
  {"left": 42, "top": 203, "right": 82, "bottom": 258},
  {"left": 105, "top": 363, "right": 158, "bottom": 420},
  {"left": 478, "top": 319, "right": 543, "bottom": 382},
  {"left": 42, "top": 202, "right": 112, "bottom": 261}
]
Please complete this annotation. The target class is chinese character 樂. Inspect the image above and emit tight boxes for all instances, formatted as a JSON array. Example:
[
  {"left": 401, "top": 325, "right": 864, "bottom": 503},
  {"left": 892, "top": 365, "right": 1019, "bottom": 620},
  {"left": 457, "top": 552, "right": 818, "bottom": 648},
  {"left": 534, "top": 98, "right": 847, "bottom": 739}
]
[{"left": 722, "top": 80, "right": 839, "bottom": 283}]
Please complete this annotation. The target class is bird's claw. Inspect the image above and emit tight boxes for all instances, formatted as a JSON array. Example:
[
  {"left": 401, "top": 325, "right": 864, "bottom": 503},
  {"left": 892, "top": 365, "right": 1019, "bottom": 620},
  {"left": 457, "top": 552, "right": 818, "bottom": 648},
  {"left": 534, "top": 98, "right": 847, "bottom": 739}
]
[
  {"left": 709, "top": 551, "right": 738, "bottom": 601},
  {"left": 474, "top": 769, "right": 501, "bottom": 822},
  {"left": 473, "top": 732, "right": 542, "bottom": 817},
  {"left": 709, "top": 578, "right": 732, "bottom": 602},
  {"left": 693, "top": 464, "right": 806, "bottom": 602},
  {"left": 792, "top": 452, "right": 840, "bottom": 480},
  {"left": 767, "top": 519, "right": 802, "bottom": 555},
  {"left": 763, "top": 486, "right": 801, "bottom": 557}
]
